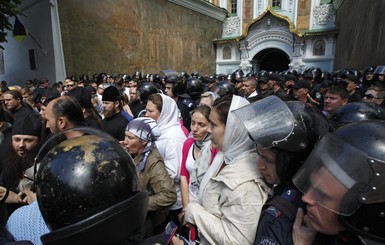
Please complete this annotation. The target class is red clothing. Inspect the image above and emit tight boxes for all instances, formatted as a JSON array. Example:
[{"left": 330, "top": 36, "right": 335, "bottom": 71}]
[{"left": 180, "top": 138, "right": 218, "bottom": 184}]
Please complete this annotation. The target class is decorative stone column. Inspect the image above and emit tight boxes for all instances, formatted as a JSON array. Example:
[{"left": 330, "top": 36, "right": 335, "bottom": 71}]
[
  {"left": 239, "top": 40, "right": 253, "bottom": 74},
  {"left": 289, "top": 36, "right": 305, "bottom": 71}
]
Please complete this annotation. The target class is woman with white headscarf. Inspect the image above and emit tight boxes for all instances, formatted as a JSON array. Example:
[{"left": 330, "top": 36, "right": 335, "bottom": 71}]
[
  {"left": 145, "top": 93, "right": 187, "bottom": 223},
  {"left": 124, "top": 117, "right": 177, "bottom": 237},
  {"left": 183, "top": 95, "right": 270, "bottom": 245}
]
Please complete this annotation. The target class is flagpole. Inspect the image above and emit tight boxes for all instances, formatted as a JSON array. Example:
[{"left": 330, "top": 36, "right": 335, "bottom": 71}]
[{"left": 29, "top": 33, "right": 47, "bottom": 55}]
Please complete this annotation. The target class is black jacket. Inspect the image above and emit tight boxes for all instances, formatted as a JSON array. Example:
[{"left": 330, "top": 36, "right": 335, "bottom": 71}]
[{"left": 101, "top": 111, "right": 129, "bottom": 141}]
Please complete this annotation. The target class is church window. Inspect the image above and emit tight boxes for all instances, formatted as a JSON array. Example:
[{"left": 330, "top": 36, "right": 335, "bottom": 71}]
[
  {"left": 272, "top": 0, "right": 282, "bottom": 9},
  {"left": 313, "top": 40, "right": 325, "bottom": 56},
  {"left": 230, "top": 0, "right": 237, "bottom": 14},
  {"left": 223, "top": 46, "right": 232, "bottom": 60}
]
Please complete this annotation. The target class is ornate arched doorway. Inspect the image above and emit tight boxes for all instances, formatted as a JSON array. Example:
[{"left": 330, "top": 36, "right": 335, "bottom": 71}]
[{"left": 253, "top": 48, "right": 290, "bottom": 72}]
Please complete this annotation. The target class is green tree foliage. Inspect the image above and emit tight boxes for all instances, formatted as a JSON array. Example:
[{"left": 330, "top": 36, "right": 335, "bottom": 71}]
[{"left": 0, "top": 0, "right": 21, "bottom": 49}]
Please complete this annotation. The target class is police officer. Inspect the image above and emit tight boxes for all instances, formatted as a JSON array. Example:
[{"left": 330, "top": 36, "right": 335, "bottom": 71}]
[
  {"left": 293, "top": 121, "right": 385, "bottom": 244},
  {"left": 234, "top": 96, "right": 329, "bottom": 245},
  {"left": 176, "top": 77, "right": 203, "bottom": 131}
]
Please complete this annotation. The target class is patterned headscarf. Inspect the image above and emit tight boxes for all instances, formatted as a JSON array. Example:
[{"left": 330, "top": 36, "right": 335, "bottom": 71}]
[{"left": 126, "top": 117, "right": 161, "bottom": 171}]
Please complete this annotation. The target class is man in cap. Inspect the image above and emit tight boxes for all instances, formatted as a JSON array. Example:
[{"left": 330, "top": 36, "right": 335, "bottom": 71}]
[
  {"left": 267, "top": 73, "right": 290, "bottom": 101},
  {"left": 67, "top": 86, "right": 102, "bottom": 129},
  {"left": 293, "top": 79, "right": 311, "bottom": 103},
  {"left": 292, "top": 79, "right": 320, "bottom": 108},
  {"left": 101, "top": 85, "right": 131, "bottom": 141},
  {"left": 283, "top": 74, "right": 297, "bottom": 100},
  {"left": 344, "top": 74, "right": 362, "bottom": 103}
]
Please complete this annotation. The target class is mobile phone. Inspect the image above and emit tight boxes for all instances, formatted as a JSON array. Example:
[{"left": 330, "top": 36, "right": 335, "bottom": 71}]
[
  {"left": 161, "top": 221, "right": 178, "bottom": 244},
  {"left": 176, "top": 234, "right": 190, "bottom": 245}
]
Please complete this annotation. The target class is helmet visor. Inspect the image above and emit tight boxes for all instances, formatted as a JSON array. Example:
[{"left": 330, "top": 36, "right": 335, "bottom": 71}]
[
  {"left": 293, "top": 133, "right": 384, "bottom": 216},
  {"left": 233, "top": 95, "right": 305, "bottom": 151}
]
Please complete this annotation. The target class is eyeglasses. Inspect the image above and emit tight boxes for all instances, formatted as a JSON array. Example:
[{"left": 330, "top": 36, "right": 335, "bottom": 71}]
[
  {"left": 364, "top": 94, "right": 380, "bottom": 100},
  {"left": 67, "top": 84, "right": 75, "bottom": 87}
]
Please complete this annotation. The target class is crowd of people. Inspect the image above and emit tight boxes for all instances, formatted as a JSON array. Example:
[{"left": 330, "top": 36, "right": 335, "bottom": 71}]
[{"left": 0, "top": 65, "right": 384, "bottom": 245}]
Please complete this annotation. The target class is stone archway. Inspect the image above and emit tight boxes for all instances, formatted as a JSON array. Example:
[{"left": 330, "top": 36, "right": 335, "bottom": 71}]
[{"left": 253, "top": 48, "right": 290, "bottom": 72}]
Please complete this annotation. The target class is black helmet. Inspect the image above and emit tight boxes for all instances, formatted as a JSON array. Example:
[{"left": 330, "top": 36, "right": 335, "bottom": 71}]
[
  {"left": 321, "top": 71, "right": 331, "bottom": 81},
  {"left": 374, "top": 65, "right": 385, "bottom": 75},
  {"left": 234, "top": 95, "right": 329, "bottom": 183},
  {"left": 137, "top": 82, "right": 158, "bottom": 103},
  {"left": 132, "top": 70, "right": 142, "bottom": 80},
  {"left": 191, "top": 71, "right": 199, "bottom": 78},
  {"left": 185, "top": 78, "right": 204, "bottom": 100},
  {"left": 80, "top": 73, "right": 90, "bottom": 83},
  {"left": 257, "top": 70, "right": 268, "bottom": 79},
  {"left": 159, "top": 70, "right": 185, "bottom": 96},
  {"left": 180, "top": 71, "right": 190, "bottom": 80},
  {"left": 150, "top": 73, "right": 161, "bottom": 84},
  {"left": 311, "top": 67, "right": 323, "bottom": 81},
  {"left": 329, "top": 102, "right": 385, "bottom": 130},
  {"left": 293, "top": 121, "right": 385, "bottom": 243},
  {"left": 35, "top": 127, "right": 147, "bottom": 244},
  {"left": 211, "top": 81, "right": 237, "bottom": 96},
  {"left": 232, "top": 69, "right": 244, "bottom": 80},
  {"left": 70, "top": 75, "right": 78, "bottom": 82},
  {"left": 226, "top": 73, "right": 234, "bottom": 82}
]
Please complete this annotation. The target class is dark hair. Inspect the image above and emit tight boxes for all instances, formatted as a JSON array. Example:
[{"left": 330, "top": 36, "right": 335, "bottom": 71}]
[
  {"left": 191, "top": 105, "right": 211, "bottom": 122},
  {"left": 147, "top": 93, "right": 163, "bottom": 112},
  {"left": 326, "top": 86, "right": 349, "bottom": 100},
  {"left": 51, "top": 96, "right": 85, "bottom": 126},
  {"left": 211, "top": 94, "right": 233, "bottom": 125}
]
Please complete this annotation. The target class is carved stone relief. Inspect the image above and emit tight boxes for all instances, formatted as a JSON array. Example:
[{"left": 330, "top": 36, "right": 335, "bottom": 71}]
[
  {"left": 313, "top": 4, "right": 336, "bottom": 25},
  {"left": 223, "top": 16, "right": 241, "bottom": 38}
]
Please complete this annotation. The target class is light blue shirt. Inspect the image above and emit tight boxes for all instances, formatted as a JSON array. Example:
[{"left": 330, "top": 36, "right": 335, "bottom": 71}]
[{"left": 6, "top": 200, "right": 50, "bottom": 245}]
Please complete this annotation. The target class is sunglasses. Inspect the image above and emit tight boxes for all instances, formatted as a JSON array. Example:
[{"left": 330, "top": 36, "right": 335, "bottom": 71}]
[
  {"left": 364, "top": 94, "right": 380, "bottom": 100},
  {"left": 67, "top": 84, "right": 75, "bottom": 87}
]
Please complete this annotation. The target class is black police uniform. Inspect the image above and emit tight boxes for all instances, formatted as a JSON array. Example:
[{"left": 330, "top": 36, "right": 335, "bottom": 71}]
[
  {"left": 176, "top": 97, "right": 197, "bottom": 132},
  {"left": 254, "top": 186, "right": 304, "bottom": 245}
]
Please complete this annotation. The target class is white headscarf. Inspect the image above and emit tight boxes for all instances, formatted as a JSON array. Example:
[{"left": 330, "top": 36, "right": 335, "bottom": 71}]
[
  {"left": 198, "top": 95, "right": 255, "bottom": 201},
  {"left": 156, "top": 93, "right": 181, "bottom": 133},
  {"left": 222, "top": 95, "right": 255, "bottom": 164}
]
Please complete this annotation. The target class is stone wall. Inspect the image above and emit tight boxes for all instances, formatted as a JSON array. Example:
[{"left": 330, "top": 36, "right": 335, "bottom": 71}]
[
  {"left": 334, "top": 0, "right": 385, "bottom": 70},
  {"left": 58, "top": 0, "right": 223, "bottom": 76}
]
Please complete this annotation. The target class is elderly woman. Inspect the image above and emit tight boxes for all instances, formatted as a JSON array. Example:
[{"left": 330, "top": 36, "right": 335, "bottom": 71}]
[
  {"left": 124, "top": 117, "right": 177, "bottom": 237},
  {"left": 6, "top": 164, "right": 49, "bottom": 245},
  {"left": 184, "top": 95, "right": 270, "bottom": 245},
  {"left": 145, "top": 93, "right": 187, "bottom": 223}
]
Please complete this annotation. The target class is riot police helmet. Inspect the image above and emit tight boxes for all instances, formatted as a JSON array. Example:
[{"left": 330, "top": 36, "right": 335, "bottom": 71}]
[
  {"left": 211, "top": 81, "right": 238, "bottom": 96},
  {"left": 137, "top": 82, "right": 158, "bottom": 103},
  {"left": 234, "top": 95, "right": 329, "bottom": 184},
  {"left": 293, "top": 121, "right": 385, "bottom": 243},
  {"left": 35, "top": 127, "right": 147, "bottom": 245},
  {"left": 329, "top": 102, "right": 385, "bottom": 130}
]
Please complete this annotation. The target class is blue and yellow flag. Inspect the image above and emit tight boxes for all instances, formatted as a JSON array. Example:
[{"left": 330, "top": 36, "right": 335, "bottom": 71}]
[{"left": 12, "top": 18, "right": 28, "bottom": 43}]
